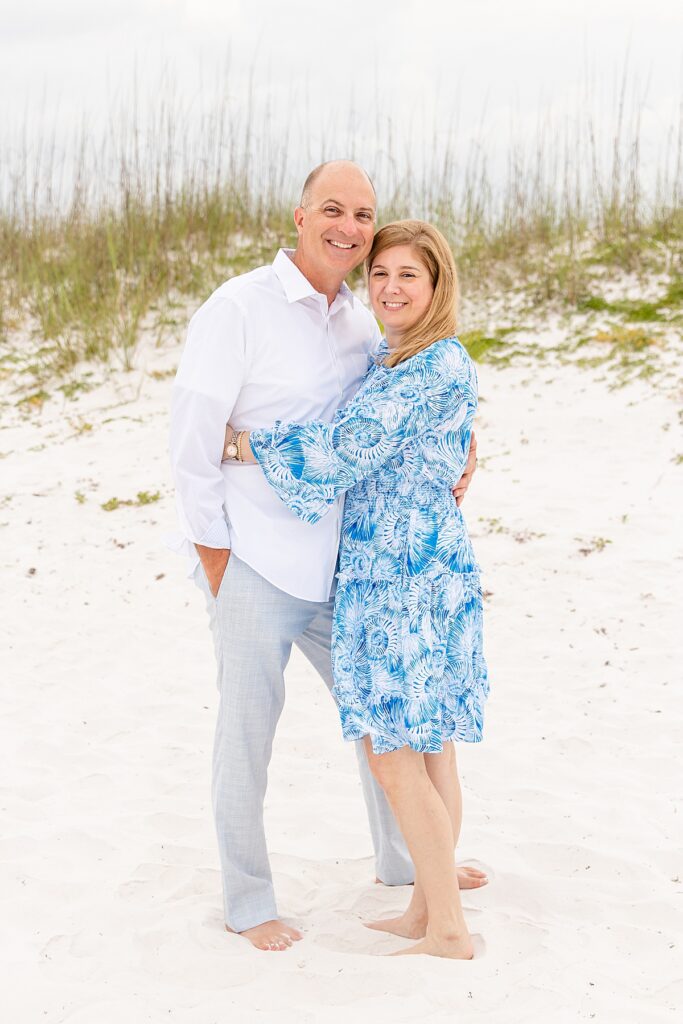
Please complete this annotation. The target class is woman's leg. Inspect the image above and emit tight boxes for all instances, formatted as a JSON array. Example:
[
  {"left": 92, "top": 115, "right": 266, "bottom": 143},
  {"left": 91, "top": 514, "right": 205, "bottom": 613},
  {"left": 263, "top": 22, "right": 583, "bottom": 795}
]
[
  {"left": 425, "top": 741, "right": 462, "bottom": 842},
  {"left": 367, "top": 742, "right": 485, "bottom": 938},
  {"left": 367, "top": 849, "right": 429, "bottom": 938},
  {"left": 363, "top": 739, "right": 473, "bottom": 958}
]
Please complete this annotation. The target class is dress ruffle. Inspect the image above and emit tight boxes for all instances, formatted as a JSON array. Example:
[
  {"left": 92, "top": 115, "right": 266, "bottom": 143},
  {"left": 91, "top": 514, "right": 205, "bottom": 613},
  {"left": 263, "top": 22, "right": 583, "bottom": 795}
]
[{"left": 331, "top": 573, "right": 488, "bottom": 755}]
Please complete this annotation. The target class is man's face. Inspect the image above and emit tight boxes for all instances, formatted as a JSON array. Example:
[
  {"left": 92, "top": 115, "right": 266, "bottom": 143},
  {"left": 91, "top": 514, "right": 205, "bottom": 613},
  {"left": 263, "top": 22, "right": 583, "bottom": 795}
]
[{"left": 294, "top": 166, "right": 376, "bottom": 279}]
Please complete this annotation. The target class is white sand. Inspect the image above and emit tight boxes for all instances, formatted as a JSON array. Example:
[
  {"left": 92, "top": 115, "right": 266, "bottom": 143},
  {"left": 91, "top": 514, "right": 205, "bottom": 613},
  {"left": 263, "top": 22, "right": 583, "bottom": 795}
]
[{"left": 1, "top": 315, "right": 682, "bottom": 1023}]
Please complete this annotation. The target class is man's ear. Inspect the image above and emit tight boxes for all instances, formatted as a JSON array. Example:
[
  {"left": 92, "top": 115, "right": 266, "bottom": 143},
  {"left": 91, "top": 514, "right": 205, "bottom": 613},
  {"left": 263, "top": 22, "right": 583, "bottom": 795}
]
[{"left": 293, "top": 206, "right": 305, "bottom": 235}]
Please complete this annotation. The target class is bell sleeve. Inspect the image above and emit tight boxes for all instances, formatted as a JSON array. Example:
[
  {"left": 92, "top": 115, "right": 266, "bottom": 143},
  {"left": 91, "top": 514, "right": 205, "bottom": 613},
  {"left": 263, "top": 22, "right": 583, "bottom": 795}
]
[{"left": 249, "top": 338, "right": 476, "bottom": 525}]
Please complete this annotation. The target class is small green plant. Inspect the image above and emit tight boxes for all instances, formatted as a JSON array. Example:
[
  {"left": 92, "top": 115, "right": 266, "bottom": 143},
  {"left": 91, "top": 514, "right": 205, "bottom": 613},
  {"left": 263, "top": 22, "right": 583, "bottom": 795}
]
[
  {"left": 576, "top": 536, "right": 612, "bottom": 556},
  {"left": 75, "top": 491, "right": 86, "bottom": 504},
  {"left": 578, "top": 296, "right": 611, "bottom": 313},
  {"left": 512, "top": 529, "right": 546, "bottom": 543},
  {"left": 460, "top": 331, "right": 507, "bottom": 362},
  {"left": 101, "top": 490, "right": 161, "bottom": 511},
  {"left": 149, "top": 368, "right": 176, "bottom": 381},
  {"left": 592, "top": 326, "right": 659, "bottom": 352},
  {"left": 69, "top": 419, "right": 93, "bottom": 435},
  {"left": 577, "top": 279, "right": 681, "bottom": 323},
  {"left": 16, "top": 389, "right": 50, "bottom": 409},
  {"left": 662, "top": 278, "right": 683, "bottom": 308},
  {"left": 136, "top": 490, "right": 162, "bottom": 506},
  {"left": 478, "top": 516, "right": 508, "bottom": 534},
  {"left": 59, "top": 379, "right": 95, "bottom": 399}
]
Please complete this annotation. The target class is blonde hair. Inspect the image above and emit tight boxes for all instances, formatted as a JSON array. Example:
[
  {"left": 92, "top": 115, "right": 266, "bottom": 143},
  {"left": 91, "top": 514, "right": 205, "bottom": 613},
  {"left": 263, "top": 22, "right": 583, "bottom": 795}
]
[{"left": 366, "top": 220, "right": 459, "bottom": 368}]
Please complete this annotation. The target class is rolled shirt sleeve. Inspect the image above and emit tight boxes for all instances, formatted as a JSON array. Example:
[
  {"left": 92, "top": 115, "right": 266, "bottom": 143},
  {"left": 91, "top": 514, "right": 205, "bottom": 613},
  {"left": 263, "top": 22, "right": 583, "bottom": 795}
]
[{"left": 169, "top": 295, "right": 247, "bottom": 550}]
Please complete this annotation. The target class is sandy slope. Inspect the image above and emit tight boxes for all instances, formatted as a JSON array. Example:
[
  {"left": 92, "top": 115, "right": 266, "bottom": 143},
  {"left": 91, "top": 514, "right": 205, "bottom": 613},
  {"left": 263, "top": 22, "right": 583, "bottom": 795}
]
[{"left": 1, "top": 321, "right": 682, "bottom": 1023}]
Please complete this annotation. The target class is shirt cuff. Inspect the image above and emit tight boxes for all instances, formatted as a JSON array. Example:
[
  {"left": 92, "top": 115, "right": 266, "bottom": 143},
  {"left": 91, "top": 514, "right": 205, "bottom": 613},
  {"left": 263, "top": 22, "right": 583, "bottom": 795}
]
[{"left": 197, "top": 516, "right": 231, "bottom": 550}]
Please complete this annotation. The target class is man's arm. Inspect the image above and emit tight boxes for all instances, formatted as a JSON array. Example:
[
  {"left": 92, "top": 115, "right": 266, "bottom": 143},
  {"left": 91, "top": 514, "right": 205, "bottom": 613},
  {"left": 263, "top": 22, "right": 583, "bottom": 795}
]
[
  {"left": 452, "top": 432, "right": 477, "bottom": 507},
  {"left": 169, "top": 295, "right": 246, "bottom": 596}
]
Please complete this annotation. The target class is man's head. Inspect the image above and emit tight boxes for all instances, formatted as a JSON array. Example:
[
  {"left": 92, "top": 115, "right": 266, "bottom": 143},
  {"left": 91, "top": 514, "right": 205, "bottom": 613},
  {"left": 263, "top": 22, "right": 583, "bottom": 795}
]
[{"left": 293, "top": 161, "right": 377, "bottom": 287}]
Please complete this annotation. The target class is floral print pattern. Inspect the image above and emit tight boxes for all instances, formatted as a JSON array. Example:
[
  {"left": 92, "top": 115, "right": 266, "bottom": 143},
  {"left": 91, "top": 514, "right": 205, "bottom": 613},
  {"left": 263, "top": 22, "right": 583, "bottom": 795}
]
[{"left": 250, "top": 337, "right": 488, "bottom": 754}]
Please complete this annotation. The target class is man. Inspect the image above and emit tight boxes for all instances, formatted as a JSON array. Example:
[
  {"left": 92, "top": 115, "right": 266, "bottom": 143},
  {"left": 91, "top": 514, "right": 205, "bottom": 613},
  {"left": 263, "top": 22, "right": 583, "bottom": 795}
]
[{"left": 169, "top": 161, "right": 481, "bottom": 952}]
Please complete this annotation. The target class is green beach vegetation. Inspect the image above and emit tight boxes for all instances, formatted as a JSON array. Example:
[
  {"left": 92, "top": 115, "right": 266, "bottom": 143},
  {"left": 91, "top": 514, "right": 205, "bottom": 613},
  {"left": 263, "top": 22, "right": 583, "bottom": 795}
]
[{"left": 0, "top": 73, "right": 680, "bottom": 392}]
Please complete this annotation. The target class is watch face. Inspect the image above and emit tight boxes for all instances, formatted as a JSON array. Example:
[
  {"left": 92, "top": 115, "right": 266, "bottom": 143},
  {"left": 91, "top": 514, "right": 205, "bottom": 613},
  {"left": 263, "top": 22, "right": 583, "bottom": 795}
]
[{"left": 225, "top": 443, "right": 238, "bottom": 459}]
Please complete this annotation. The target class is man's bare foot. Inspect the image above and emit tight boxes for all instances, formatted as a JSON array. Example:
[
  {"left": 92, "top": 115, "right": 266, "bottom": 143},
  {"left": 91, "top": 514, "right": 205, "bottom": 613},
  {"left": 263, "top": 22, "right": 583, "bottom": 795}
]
[
  {"left": 225, "top": 920, "right": 303, "bottom": 952},
  {"left": 365, "top": 910, "right": 428, "bottom": 939},
  {"left": 374, "top": 866, "right": 488, "bottom": 891},
  {"left": 389, "top": 928, "right": 473, "bottom": 960}
]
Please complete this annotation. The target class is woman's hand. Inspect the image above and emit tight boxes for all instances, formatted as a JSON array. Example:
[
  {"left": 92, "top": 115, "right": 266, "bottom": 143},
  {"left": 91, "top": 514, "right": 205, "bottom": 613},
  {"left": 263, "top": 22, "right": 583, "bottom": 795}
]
[
  {"left": 223, "top": 423, "right": 256, "bottom": 464},
  {"left": 452, "top": 432, "right": 477, "bottom": 507}
]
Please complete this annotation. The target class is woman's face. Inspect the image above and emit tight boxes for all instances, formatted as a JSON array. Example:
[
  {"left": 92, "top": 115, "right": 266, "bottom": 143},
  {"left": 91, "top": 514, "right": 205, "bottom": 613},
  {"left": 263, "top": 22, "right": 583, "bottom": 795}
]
[{"left": 368, "top": 244, "right": 434, "bottom": 342}]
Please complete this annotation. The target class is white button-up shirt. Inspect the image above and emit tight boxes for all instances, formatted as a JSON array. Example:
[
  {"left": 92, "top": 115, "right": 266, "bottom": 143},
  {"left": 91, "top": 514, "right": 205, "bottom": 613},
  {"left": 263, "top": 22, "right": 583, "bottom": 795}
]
[{"left": 168, "top": 248, "right": 382, "bottom": 601}]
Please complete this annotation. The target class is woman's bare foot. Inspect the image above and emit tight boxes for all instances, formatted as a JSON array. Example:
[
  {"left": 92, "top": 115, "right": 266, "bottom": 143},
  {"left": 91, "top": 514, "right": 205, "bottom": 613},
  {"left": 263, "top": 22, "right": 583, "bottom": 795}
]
[
  {"left": 389, "top": 928, "right": 473, "bottom": 960},
  {"left": 368, "top": 866, "right": 487, "bottom": 938},
  {"left": 457, "top": 865, "right": 488, "bottom": 889},
  {"left": 374, "top": 866, "right": 488, "bottom": 891},
  {"left": 365, "top": 909, "right": 428, "bottom": 939},
  {"left": 225, "top": 920, "right": 303, "bottom": 951}
]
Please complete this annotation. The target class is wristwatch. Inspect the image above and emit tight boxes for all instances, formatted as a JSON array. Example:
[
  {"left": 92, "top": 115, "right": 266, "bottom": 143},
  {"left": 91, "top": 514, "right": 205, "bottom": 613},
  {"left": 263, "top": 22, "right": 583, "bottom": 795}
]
[{"left": 223, "top": 429, "right": 239, "bottom": 461}]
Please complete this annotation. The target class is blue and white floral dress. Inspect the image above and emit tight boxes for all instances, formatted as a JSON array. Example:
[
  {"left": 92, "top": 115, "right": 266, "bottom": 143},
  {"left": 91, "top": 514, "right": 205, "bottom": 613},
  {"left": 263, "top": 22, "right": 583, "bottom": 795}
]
[{"left": 250, "top": 336, "right": 488, "bottom": 754}]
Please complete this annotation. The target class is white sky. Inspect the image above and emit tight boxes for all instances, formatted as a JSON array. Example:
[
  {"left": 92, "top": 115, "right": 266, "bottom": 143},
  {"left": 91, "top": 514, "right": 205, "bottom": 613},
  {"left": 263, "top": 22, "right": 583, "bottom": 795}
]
[{"left": 1, "top": 0, "right": 681, "bottom": 198}]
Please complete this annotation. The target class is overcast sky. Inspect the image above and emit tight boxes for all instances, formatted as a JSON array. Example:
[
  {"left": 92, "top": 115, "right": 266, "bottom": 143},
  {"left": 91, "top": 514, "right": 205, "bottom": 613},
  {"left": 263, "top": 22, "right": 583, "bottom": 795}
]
[{"left": 1, "top": 0, "right": 680, "bottom": 196}]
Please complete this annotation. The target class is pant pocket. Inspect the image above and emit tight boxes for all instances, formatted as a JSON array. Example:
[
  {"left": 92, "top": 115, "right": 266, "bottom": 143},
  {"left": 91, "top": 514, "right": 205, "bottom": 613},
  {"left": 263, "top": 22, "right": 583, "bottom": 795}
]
[{"left": 195, "top": 556, "right": 232, "bottom": 600}]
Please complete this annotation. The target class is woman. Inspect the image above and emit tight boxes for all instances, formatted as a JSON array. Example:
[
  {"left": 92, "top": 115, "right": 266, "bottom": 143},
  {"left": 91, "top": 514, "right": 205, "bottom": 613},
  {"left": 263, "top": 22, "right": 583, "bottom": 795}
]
[{"left": 223, "top": 220, "right": 488, "bottom": 959}]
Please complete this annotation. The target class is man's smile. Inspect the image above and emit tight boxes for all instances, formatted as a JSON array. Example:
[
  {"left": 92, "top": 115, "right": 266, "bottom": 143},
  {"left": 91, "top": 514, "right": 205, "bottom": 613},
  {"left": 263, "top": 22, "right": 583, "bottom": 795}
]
[{"left": 326, "top": 238, "right": 357, "bottom": 250}]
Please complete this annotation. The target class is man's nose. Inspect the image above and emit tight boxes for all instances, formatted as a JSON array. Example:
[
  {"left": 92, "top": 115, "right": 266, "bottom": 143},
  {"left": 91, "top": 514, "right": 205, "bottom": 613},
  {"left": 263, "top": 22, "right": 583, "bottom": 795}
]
[{"left": 337, "top": 213, "right": 358, "bottom": 236}]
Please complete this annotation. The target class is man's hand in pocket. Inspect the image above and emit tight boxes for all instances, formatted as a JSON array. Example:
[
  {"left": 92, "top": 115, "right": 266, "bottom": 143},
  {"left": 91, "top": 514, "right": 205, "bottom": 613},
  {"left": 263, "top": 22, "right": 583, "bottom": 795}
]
[{"left": 196, "top": 544, "right": 231, "bottom": 597}]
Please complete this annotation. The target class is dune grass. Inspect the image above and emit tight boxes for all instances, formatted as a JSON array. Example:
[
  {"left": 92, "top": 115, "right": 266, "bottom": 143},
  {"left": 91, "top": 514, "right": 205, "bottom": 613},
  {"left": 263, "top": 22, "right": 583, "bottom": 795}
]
[{"left": 0, "top": 72, "right": 681, "bottom": 386}]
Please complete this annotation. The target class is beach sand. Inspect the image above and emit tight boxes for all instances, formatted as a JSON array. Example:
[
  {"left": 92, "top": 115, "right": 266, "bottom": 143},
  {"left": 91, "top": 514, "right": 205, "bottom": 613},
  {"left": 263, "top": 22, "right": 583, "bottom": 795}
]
[{"left": 1, "top": 316, "right": 681, "bottom": 1023}]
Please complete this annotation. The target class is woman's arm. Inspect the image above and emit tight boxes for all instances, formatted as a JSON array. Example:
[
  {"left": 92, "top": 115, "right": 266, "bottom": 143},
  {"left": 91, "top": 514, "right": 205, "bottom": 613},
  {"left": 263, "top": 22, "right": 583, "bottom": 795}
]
[
  {"left": 226, "top": 339, "right": 477, "bottom": 524},
  {"left": 224, "top": 420, "right": 479, "bottom": 507}
]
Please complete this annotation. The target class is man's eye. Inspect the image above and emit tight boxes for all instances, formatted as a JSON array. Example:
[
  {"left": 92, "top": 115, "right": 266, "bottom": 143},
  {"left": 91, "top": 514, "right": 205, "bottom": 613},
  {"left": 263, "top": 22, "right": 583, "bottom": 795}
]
[
  {"left": 358, "top": 213, "right": 373, "bottom": 221},
  {"left": 324, "top": 207, "right": 341, "bottom": 215}
]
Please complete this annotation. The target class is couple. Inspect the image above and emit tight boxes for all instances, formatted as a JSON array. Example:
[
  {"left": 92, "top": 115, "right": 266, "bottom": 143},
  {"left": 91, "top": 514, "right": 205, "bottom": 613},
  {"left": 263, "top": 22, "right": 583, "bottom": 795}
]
[{"left": 169, "top": 160, "right": 488, "bottom": 960}]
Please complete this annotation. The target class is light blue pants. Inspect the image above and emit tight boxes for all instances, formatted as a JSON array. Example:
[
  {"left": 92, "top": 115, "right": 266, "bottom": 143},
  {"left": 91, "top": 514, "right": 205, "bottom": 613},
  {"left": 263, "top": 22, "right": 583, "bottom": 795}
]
[{"left": 194, "top": 555, "right": 414, "bottom": 932}]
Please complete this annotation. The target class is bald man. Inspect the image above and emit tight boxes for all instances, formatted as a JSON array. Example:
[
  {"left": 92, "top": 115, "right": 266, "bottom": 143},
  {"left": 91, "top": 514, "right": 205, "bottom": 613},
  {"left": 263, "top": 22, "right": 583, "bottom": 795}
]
[{"left": 169, "top": 161, "right": 482, "bottom": 952}]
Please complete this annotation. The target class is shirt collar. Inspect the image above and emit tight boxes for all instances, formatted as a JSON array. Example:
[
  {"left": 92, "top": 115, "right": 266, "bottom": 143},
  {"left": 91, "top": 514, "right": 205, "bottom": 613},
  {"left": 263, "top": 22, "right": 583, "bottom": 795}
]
[{"left": 272, "top": 248, "right": 356, "bottom": 310}]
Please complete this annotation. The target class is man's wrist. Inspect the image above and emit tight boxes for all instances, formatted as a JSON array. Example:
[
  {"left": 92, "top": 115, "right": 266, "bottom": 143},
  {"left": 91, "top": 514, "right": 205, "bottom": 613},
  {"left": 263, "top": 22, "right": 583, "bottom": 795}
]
[
  {"left": 195, "top": 544, "right": 230, "bottom": 597},
  {"left": 195, "top": 543, "right": 230, "bottom": 565}
]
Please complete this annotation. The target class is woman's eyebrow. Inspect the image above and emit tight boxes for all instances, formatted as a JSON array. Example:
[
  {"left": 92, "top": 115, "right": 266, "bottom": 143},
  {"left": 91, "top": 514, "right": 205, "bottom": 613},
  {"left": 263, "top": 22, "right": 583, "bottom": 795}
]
[{"left": 372, "top": 263, "right": 422, "bottom": 271}]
